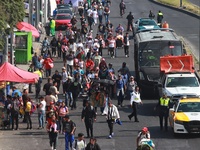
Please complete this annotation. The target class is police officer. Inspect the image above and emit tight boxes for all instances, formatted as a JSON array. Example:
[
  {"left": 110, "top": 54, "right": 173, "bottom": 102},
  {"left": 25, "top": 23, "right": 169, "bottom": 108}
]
[
  {"left": 156, "top": 93, "right": 170, "bottom": 131},
  {"left": 157, "top": 10, "right": 164, "bottom": 25}
]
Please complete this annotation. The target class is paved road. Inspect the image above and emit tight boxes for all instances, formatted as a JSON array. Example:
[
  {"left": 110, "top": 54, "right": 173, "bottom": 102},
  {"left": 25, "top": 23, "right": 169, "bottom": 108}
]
[
  {"left": 0, "top": 0, "right": 200, "bottom": 150},
  {"left": 189, "top": 0, "right": 200, "bottom": 7}
]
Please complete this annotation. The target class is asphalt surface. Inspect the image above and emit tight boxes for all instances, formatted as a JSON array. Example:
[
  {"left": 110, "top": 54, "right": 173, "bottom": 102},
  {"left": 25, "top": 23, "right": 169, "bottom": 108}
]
[
  {"left": 0, "top": 0, "right": 200, "bottom": 150},
  {"left": 189, "top": 0, "right": 200, "bottom": 7}
]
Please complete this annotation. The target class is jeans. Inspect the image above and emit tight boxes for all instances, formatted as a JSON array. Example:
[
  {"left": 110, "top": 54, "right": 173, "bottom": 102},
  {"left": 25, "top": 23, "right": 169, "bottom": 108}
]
[
  {"left": 116, "top": 88, "right": 124, "bottom": 105},
  {"left": 99, "top": 15, "right": 103, "bottom": 23},
  {"left": 38, "top": 110, "right": 45, "bottom": 128},
  {"left": 104, "top": 14, "right": 109, "bottom": 23},
  {"left": 25, "top": 112, "right": 32, "bottom": 128},
  {"left": 46, "top": 69, "right": 51, "bottom": 77},
  {"left": 65, "top": 133, "right": 74, "bottom": 150},
  {"left": 65, "top": 92, "right": 73, "bottom": 107}
]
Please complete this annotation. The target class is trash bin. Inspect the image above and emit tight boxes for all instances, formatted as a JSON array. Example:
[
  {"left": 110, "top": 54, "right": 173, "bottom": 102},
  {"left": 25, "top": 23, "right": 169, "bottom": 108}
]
[{"left": 45, "top": 23, "right": 50, "bottom": 36}]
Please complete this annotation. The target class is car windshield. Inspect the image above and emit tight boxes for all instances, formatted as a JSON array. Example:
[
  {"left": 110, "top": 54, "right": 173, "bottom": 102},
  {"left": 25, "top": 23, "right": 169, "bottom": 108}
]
[
  {"left": 177, "top": 102, "right": 200, "bottom": 112},
  {"left": 166, "top": 77, "right": 199, "bottom": 87},
  {"left": 57, "top": 9, "right": 72, "bottom": 14},
  {"left": 56, "top": 15, "right": 71, "bottom": 20},
  {"left": 139, "top": 41, "right": 182, "bottom": 67},
  {"left": 139, "top": 20, "right": 157, "bottom": 26}
]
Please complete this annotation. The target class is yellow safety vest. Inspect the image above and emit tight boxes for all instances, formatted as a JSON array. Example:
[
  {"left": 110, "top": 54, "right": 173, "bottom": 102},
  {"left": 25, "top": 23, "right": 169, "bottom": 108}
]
[
  {"left": 158, "top": 12, "right": 163, "bottom": 16},
  {"left": 34, "top": 70, "right": 42, "bottom": 78},
  {"left": 160, "top": 97, "right": 169, "bottom": 106},
  {"left": 50, "top": 20, "right": 56, "bottom": 28}
]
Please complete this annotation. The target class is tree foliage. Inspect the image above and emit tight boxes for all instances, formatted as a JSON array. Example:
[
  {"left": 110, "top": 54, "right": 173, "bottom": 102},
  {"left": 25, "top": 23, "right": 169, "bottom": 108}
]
[{"left": 0, "top": 0, "right": 25, "bottom": 48}]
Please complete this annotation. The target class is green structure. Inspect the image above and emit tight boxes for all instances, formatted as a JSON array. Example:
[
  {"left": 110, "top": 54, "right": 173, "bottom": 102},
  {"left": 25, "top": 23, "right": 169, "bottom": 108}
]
[{"left": 14, "top": 31, "right": 32, "bottom": 64}]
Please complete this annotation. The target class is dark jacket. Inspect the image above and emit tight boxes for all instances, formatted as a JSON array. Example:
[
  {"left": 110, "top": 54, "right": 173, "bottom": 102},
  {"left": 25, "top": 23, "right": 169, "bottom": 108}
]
[
  {"left": 85, "top": 143, "right": 101, "bottom": 150},
  {"left": 81, "top": 105, "right": 96, "bottom": 121}
]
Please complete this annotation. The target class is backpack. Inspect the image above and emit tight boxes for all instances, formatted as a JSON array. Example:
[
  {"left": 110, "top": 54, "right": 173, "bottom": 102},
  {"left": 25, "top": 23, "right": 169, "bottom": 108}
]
[
  {"left": 120, "top": 2, "right": 126, "bottom": 9},
  {"left": 30, "top": 103, "right": 36, "bottom": 114}
]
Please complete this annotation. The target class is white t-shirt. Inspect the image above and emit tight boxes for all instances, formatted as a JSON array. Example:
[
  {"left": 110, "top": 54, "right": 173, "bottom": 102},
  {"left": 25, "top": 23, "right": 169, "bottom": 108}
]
[
  {"left": 40, "top": 100, "right": 46, "bottom": 111},
  {"left": 109, "top": 39, "right": 115, "bottom": 48},
  {"left": 92, "top": 10, "right": 98, "bottom": 18}
]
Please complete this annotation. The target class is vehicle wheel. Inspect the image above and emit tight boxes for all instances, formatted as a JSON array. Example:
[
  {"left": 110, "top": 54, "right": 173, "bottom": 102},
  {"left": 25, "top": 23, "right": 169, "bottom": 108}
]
[{"left": 172, "top": 128, "right": 178, "bottom": 137}]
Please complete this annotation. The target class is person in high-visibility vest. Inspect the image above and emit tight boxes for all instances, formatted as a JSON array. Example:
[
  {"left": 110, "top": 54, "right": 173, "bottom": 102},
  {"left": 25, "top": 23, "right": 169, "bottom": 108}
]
[
  {"left": 155, "top": 93, "right": 170, "bottom": 131},
  {"left": 157, "top": 10, "right": 163, "bottom": 24},
  {"left": 49, "top": 18, "right": 56, "bottom": 36}
]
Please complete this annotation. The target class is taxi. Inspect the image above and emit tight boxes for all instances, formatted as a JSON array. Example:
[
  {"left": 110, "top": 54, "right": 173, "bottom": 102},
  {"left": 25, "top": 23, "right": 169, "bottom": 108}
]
[{"left": 169, "top": 97, "right": 200, "bottom": 134}]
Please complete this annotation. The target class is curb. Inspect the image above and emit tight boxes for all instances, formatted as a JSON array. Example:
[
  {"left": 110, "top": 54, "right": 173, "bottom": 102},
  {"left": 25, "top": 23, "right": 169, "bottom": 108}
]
[{"left": 149, "top": 0, "right": 200, "bottom": 19}]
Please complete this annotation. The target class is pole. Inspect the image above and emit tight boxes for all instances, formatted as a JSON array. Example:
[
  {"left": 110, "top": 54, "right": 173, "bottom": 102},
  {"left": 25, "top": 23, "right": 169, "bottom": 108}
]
[
  {"left": 28, "top": 0, "right": 33, "bottom": 24},
  {"left": 3, "top": 34, "right": 8, "bottom": 95},
  {"left": 44, "top": 0, "right": 47, "bottom": 24},
  {"left": 35, "top": 0, "right": 39, "bottom": 28},
  {"left": 10, "top": 32, "right": 14, "bottom": 65},
  {"left": 180, "top": 0, "right": 182, "bottom": 7}
]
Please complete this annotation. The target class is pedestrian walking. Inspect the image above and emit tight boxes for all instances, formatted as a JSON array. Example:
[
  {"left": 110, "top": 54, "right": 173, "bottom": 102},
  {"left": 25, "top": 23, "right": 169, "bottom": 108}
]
[
  {"left": 116, "top": 74, "right": 125, "bottom": 107},
  {"left": 103, "top": 100, "right": 120, "bottom": 139},
  {"left": 43, "top": 54, "right": 54, "bottom": 77},
  {"left": 70, "top": 78, "right": 82, "bottom": 110},
  {"left": 123, "top": 32, "right": 130, "bottom": 57},
  {"left": 148, "top": 10, "right": 155, "bottom": 19},
  {"left": 155, "top": 93, "right": 170, "bottom": 131},
  {"left": 119, "top": 0, "right": 126, "bottom": 17},
  {"left": 72, "top": 133, "right": 86, "bottom": 150},
  {"left": 49, "top": 18, "right": 56, "bottom": 36},
  {"left": 126, "top": 76, "right": 137, "bottom": 98},
  {"left": 10, "top": 96, "right": 20, "bottom": 130},
  {"left": 52, "top": 70, "right": 62, "bottom": 91},
  {"left": 85, "top": 137, "right": 101, "bottom": 150},
  {"left": 47, "top": 115, "right": 59, "bottom": 150},
  {"left": 58, "top": 101, "right": 69, "bottom": 132},
  {"left": 126, "top": 12, "right": 134, "bottom": 31},
  {"left": 81, "top": 101, "right": 96, "bottom": 138},
  {"left": 34, "top": 68, "right": 44, "bottom": 99},
  {"left": 37, "top": 96, "right": 46, "bottom": 129},
  {"left": 25, "top": 98, "right": 32, "bottom": 130},
  {"left": 63, "top": 115, "right": 76, "bottom": 150},
  {"left": 104, "top": 6, "right": 110, "bottom": 23},
  {"left": 28, "top": 64, "right": 34, "bottom": 93},
  {"left": 128, "top": 86, "right": 142, "bottom": 122}
]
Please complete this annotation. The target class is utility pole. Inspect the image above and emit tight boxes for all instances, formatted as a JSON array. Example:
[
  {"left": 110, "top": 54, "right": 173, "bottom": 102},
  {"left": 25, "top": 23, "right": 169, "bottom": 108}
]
[
  {"left": 44, "top": 0, "right": 47, "bottom": 24},
  {"left": 35, "top": 0, "right": 40, "bottom": 28},
  {"left": 180, "top": 0, "right": 183, "bottom": 7},
  {"left": 3, "top": 35, "right": 8, "bottom": 63},
  {"left": 28, "top": 0, "right": 33, "bottom": 24}
]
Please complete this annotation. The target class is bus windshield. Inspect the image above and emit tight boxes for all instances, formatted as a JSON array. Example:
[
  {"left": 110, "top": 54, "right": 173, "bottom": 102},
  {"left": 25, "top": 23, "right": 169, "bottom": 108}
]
[{"left": 139, "top": 41, "right": 182, "bottom": 67}]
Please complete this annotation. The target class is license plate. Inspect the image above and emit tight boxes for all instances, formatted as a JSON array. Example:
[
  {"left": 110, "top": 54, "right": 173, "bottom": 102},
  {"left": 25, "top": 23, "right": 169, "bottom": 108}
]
[{"left": 191, "top": 128, "right": 198, "bottom": 131}]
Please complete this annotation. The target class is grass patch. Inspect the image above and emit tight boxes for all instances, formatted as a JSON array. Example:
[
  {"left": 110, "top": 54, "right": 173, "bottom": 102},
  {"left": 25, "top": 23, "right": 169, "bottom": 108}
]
[{"left": 157, "top": 0, "right": 200, "bottom": 16}]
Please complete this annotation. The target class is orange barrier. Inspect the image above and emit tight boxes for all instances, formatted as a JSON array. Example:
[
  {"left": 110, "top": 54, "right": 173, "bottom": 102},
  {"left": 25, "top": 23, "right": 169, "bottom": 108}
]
[{"left": 160, "top": 55, "right": 194, "bottom": 73}]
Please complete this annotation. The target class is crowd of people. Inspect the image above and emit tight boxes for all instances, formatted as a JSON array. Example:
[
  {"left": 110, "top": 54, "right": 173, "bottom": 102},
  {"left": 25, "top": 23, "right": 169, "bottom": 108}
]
[{"left": 0, "top": 0, "right": 168, "bottom": 150}]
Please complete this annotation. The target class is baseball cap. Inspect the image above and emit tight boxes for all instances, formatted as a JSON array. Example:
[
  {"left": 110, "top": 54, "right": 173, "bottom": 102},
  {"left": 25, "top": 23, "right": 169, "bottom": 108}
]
[
  {"left": 62, "top": 67, "right": 66, "bottom": 70},
  {"left": 142, "top": 127, "right": 148, "bottom": 132}
]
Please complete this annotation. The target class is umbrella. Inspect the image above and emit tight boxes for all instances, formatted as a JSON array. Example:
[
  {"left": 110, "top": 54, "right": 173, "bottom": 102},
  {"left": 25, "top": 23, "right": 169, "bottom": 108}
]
[
  {"left": 16, "top": 22, "right": 39, "bottom": 37},
  {"left": 93, "top": 79, "right": 115, "bottom": 85}
]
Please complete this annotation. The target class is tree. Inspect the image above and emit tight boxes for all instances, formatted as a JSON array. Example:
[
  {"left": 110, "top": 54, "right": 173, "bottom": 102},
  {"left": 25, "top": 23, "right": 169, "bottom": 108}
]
[{"left": 0, "top": 0, "right": 25, "bottom": 48}]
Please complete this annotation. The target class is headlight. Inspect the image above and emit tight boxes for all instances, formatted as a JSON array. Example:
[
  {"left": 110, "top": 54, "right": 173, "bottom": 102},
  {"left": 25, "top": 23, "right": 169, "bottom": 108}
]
[{"left": 175, "top": 120, "right": 183, "bottom": 125}]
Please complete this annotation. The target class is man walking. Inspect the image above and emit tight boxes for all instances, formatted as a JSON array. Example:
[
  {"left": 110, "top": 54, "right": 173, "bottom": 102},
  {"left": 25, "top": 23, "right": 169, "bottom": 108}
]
[
  {"left": 81, "top": 101, "right": 96, "bottom": 138},
  {"left": 123, "top": 32, "right": 130, "bottom": 57},
  {"left": 103, "top": 100, "right": 120, "bottom": 139},
  {"left": 63, "top": 115, "right": 76, "bottom": 150}
]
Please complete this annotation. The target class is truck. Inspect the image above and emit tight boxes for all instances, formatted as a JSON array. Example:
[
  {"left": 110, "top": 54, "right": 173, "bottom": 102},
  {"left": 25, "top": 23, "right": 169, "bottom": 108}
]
[{"left": 157, "top": 55, "right": 200, "bottom": 101}]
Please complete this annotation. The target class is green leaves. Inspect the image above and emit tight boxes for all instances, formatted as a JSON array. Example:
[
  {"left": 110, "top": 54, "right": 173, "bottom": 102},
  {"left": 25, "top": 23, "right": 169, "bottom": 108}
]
[{"left": 0, "top": 0, "right": 25, "bottom": 48}]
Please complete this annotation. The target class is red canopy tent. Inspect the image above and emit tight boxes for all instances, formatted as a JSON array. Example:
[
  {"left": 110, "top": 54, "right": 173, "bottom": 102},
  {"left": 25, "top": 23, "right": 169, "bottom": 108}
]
[{"left": 0, "top": 62, "right": 39, "bottom": 83}]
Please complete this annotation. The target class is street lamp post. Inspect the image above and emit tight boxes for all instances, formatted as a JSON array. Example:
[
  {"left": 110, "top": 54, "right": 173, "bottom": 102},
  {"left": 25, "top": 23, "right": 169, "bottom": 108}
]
[{"left": 180, "top": 0, "right": 183, "bottom": 7}]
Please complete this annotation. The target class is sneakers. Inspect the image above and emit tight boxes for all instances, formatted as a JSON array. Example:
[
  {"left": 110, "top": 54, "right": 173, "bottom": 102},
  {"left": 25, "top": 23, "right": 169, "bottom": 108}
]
[
  {"left": 108, "top": 135, "right": 112, "bottom": 139},
  {"left": 125, "top": 55, "right": 128, "bottom": 57},
  {"left": 51, "top": 146, "right": 53, "bottom": 150},
  {"left": 111, "top": 132, "right": 114, "bottom": 136}
]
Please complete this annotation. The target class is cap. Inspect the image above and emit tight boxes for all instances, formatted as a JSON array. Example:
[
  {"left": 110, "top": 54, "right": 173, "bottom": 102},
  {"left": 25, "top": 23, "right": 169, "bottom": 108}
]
[
  {"left": 142, "top": 127, "right": 148, "bottom": 132},
  {"left": 62, "top": 67, "right": 66, "bottom": 70},
  {"left": 123, "top": 62, "right": 126, "bottom": 65},
  {"left": 108, "top": 63, "right": 112, "bottom": 66}
]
